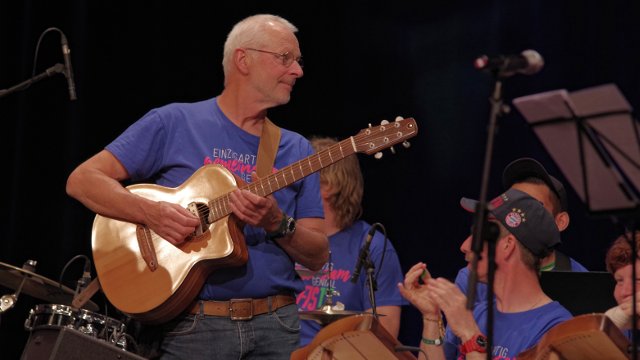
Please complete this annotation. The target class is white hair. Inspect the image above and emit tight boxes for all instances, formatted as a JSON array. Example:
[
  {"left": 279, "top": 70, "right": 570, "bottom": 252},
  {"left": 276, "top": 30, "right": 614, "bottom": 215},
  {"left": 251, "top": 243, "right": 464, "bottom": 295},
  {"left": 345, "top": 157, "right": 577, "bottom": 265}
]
[{"left": 222, "top": 14, "right": 298, "bottom": 78}]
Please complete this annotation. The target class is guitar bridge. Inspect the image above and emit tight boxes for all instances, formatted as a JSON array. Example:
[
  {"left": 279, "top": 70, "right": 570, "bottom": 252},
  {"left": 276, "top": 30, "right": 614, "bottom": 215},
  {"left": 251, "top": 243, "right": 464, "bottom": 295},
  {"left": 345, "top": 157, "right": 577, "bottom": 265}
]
[{"left": 187, "top": 202, "right": 210, "bottom": 237}]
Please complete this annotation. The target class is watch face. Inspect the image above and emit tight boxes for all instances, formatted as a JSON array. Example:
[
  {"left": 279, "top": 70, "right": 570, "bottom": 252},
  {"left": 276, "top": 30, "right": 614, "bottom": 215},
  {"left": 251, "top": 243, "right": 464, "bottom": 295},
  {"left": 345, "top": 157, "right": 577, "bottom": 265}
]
[
  {"left": 476, "top": 335, "right": 487, "bottom": 348},
  {"left": 287, "top": 217, "right": 296, "bottom": 232}
]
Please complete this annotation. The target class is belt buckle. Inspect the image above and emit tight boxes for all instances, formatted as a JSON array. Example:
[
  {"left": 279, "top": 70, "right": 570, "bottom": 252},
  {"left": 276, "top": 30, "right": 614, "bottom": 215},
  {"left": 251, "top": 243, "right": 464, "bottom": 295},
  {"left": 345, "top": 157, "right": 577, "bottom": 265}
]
[{"left": 229, "top": 298, "right": 253, "bottom": 320}]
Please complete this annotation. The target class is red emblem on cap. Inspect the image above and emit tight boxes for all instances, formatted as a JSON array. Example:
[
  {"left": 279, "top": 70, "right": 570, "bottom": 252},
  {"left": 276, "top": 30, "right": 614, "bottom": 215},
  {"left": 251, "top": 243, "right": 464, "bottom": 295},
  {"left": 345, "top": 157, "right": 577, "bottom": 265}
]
[
  {"left": 505, "top": 211, "right": 522, "bottom": 228},
  {"left": 489, "top": 194, "right": 506, "bottom": 209}
]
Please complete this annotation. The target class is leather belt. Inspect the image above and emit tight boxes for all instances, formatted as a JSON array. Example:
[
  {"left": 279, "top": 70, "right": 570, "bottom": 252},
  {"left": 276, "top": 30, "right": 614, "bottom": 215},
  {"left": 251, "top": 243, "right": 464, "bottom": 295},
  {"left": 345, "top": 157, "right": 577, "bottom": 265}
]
[{"left": 187, "top": 294, "right": 296, "bottom": 320}]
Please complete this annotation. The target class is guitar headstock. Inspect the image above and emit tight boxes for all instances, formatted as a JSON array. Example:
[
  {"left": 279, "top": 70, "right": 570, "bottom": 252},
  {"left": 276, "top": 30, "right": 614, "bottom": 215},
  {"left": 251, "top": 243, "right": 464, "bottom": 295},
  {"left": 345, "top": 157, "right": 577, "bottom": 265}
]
[{"left": 353, "top": 116, "right": 418, "bottom": 156}]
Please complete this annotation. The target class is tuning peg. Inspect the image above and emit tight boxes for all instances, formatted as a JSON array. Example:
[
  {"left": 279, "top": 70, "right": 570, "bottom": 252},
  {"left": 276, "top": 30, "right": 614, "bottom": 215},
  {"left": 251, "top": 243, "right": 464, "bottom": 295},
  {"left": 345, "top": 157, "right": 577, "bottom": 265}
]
[
  {"left": 395, "top": 116, "right": 405, "bottom": 121},
  {"left": 402, "top": 141, "right": 411, "bottom": 148},
  {"left": 390, "top": 146, "right": 396, "bottom": 154},
  {"left": 380, "top": 119, "right": 389, "bottom": 125},
  {"left": 374, "top": 152, "right": 383, "bottom": 159}
]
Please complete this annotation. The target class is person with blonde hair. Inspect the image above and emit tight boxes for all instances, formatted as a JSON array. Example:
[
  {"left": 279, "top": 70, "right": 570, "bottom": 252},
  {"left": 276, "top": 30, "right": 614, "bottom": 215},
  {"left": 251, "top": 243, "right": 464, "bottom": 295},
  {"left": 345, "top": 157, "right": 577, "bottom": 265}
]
[{"left": 296, "top": 136, "right": 406, "bottom": 346}]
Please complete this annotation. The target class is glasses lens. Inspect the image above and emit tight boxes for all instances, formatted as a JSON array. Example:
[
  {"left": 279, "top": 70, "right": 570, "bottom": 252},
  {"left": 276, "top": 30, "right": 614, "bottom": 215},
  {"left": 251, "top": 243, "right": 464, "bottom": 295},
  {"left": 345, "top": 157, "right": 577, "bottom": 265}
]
[
  {"left": 282, "top": 53, "right": 292, "bottom": 67},
  {"left": 281, "top": 53, "right": 303, "bottom": 68}
]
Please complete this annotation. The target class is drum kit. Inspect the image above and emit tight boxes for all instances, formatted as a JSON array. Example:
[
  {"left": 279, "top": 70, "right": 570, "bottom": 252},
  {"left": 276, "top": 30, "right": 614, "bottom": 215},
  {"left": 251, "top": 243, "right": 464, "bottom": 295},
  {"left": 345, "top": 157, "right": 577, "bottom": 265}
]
[
  {"left": 0, "top": 258, "right": 389, "bottom": 359},
  {"left": 0, "top": 259, "right": 140, "bottom": 359}
]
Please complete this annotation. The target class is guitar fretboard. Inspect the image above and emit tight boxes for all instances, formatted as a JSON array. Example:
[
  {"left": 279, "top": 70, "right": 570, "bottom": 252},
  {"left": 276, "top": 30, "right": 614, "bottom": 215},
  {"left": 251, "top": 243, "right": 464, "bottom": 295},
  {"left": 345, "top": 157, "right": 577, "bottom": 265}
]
[{"left": 206, "top": 137, "right": 357, "bottom": 223}]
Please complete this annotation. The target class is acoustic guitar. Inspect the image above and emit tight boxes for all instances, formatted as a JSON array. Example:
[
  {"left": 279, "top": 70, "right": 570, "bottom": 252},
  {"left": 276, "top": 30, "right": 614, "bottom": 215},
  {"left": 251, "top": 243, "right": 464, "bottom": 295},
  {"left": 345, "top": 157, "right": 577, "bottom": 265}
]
[
  {"left": 517, "top": 313, "right": 630, "bottom": 360},
  {"left": 91, "top": 117, "right": 418, "bottom": 324}
]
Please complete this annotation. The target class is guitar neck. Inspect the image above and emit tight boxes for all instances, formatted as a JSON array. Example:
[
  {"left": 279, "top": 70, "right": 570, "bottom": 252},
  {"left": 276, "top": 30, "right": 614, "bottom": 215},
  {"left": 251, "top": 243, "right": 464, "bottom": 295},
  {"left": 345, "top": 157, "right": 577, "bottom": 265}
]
[
  {"left": 246, "top": 137, "right": 357, "bottom": 196},
  {"left": 208, "top": 137, "right": 357, "bottom": 222},
  {"left": 206, "top": 117, "right": 418, "bottom": 223}
]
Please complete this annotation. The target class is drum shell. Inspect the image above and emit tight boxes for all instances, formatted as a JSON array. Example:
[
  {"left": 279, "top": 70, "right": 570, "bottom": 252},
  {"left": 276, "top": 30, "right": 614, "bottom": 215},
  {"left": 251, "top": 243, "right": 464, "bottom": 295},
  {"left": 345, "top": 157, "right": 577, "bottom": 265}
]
[{"left": 24, "top": 304, "right": 127, "bottom": 349}]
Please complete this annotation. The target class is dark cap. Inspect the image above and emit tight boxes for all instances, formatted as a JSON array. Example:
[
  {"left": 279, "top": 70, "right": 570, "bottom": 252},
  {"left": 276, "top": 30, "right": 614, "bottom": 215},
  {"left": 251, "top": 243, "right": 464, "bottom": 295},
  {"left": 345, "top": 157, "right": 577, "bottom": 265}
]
[
  {"left": 502, "top": 158, "right": 568, "bottom": 212},
  {"left": 460, "top": 188, "right": 561, "bottom": 258}
]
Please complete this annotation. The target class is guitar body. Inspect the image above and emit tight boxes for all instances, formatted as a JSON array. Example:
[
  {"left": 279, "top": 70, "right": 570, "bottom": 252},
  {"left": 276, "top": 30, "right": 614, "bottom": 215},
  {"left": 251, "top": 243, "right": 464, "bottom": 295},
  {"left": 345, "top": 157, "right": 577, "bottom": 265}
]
[{"left": 92, "top": 164, "right": 248, "bottom": 324}]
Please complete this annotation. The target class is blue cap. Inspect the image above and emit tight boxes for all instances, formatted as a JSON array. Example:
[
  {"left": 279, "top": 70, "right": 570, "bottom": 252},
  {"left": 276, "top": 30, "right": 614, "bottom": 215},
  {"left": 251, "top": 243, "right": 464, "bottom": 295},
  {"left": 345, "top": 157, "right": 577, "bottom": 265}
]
[{"left": 460, "top": 188, "right": 561, "bottom": 258}]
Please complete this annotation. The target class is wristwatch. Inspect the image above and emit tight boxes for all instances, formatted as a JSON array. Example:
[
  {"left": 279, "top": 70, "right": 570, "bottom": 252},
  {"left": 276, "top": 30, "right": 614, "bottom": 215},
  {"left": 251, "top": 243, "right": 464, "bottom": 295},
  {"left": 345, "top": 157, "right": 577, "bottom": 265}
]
[
  {"left": 459, "top": 333, "right": 488, "bottom": 355},
  {"left": 266, "top": 213, "right": 296, "bottom": 240}
]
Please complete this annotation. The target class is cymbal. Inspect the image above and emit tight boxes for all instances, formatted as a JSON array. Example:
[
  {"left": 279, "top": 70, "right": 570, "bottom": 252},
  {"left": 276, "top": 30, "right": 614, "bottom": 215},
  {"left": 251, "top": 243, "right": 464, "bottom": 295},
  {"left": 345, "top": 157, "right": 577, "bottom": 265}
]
[
  {"left": 0, "top": 261, "right": 98, "bottom": 311},
  {"left": 299, "top": 308, "right": 368, "bottom": 325}
]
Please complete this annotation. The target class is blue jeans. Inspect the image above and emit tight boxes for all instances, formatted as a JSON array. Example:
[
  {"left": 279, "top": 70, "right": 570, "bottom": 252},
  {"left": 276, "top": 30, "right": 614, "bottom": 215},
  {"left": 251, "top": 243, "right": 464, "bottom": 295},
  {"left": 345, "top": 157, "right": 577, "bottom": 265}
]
[{"left": 157, "top": 303, "right": 300, "bottom": 360}]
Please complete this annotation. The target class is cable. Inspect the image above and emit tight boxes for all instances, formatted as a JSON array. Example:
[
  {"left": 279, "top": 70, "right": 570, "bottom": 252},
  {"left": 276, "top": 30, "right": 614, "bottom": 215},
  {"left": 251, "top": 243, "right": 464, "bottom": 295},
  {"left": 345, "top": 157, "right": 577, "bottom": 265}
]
[
  {"left": 25, "top": 27, "right": 65, "bottom": 91},
  {"left": 58, "top": 254, "right": 91, "bottom": 291}
]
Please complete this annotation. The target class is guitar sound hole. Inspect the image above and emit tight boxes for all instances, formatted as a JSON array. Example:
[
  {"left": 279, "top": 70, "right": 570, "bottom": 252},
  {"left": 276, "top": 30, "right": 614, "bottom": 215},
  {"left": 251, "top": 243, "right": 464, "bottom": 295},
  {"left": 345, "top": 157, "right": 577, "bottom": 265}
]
[{"left": 187, "top": 202, "right": 211, "bottom": 236}]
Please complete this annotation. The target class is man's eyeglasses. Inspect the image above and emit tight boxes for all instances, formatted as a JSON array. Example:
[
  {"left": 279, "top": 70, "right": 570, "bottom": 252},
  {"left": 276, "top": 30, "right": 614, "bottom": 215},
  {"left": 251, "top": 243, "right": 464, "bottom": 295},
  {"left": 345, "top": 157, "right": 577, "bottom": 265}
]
[{"left": 245, "top": 48, "right": 303, "bottom": 68}]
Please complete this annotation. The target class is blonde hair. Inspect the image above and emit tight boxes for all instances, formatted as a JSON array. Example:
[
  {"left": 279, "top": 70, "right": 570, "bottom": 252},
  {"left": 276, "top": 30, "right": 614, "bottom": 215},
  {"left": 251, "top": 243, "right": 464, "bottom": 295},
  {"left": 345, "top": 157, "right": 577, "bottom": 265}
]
[{"left": 310, "top": 136, "right": 363, "bottom": 230}]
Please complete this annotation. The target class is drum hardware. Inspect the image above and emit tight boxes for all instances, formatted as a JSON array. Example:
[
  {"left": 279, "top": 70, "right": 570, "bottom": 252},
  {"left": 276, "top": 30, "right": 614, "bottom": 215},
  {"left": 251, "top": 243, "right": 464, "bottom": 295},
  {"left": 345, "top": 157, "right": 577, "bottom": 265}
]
[
  {"left": 0, "top": 293, "right": 17, "bottom": 313},
  {"left": 24, "top": 303, "right": 128, "bottom": 349},
  {"left": 0, "top": 260, "right": 99, "bottom": 311},
  {"left": 299, "top": 250, "right": 364, "bottom": 326},
  {"left": 72, "top": 277, "right": 101, "bottom": 310},
  {"left": 0, "top": 260, "right": 36, "bottom": 314}
]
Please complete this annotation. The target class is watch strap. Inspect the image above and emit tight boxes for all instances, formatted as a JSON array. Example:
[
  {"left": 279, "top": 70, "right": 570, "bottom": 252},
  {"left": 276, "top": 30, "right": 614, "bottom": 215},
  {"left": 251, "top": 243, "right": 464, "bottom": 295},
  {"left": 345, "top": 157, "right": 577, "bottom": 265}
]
[{"left": 460, "top": 333, "right": 488, "bottom": 355}]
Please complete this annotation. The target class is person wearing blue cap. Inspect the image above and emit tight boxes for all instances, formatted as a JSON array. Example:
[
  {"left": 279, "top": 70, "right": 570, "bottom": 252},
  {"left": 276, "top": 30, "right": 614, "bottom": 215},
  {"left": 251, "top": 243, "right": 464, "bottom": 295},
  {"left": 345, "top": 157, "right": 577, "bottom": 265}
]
[
  {"left": 398, "top": 189, "right": 572, "bottom": 360},
  {"left": 455, "top": 158, "right": 588, "bottom": 308}
]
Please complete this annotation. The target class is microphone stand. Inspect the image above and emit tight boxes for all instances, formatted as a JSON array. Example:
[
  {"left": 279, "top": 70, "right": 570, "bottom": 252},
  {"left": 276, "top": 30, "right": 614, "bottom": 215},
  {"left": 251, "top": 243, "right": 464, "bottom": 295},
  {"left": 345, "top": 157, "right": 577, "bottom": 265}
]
[
  {"left": 0, "top": 63, "right": 66, "bottom": 99},
  {"left": 364, "top": 253, "right": 379, "bottom": 318},
  {"left": 467, "top": 71, "right": 508, "bottom": 360}
]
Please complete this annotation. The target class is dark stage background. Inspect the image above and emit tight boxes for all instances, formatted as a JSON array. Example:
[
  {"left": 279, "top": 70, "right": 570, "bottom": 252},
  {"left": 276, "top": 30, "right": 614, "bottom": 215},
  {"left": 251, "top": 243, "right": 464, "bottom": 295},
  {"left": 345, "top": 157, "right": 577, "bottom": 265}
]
[{"left": 1, "top": 1, "right": 639, "bottom": 358}]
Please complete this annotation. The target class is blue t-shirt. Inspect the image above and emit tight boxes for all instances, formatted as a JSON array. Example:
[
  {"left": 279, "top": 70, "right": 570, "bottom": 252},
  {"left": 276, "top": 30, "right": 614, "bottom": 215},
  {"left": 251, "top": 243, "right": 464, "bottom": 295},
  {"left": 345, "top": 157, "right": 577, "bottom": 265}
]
[
  {"left": 443, "top": 301, "right": 572, "bottom": 360},
  {"left": 106, "top": 97, "right": 324, "bottom": 300},
  {"left": 296, "top": 220, "right": 407, "bottom": 346}
]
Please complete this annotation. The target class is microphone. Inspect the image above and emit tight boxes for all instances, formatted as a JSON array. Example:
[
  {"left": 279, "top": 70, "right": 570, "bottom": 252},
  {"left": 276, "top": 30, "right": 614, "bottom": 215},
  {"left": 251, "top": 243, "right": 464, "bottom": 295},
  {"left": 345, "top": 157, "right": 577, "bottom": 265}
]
[
  {"left": 350, "top": 225, "right": 377, "bottom": 283},
  {"left": 60, "top": 33, "right": 77, "bottom": 100},
  {"left": 473, "top": 49, "right": 544, "bottom": 77}
]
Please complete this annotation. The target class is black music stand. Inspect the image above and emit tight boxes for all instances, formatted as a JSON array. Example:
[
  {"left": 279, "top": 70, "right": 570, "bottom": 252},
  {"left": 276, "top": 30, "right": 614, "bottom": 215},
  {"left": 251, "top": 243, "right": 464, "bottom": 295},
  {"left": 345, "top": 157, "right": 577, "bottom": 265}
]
[{"left": 513, "top": 83, "right": 640, "bottom": 359}]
